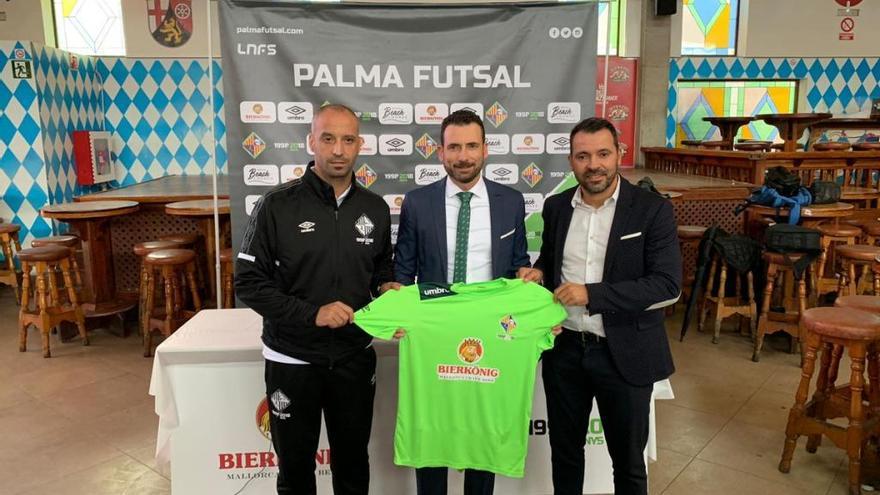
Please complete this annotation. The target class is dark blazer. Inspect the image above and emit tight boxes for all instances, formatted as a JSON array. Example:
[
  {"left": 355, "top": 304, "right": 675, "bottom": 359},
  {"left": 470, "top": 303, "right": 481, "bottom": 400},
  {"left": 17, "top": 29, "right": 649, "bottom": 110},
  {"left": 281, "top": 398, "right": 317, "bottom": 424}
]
[
  {"left": 394, "top": 177, "right": 530, "bottom": 284},
  {"left": 534, "top": 177, "right": 682, "bottom": 386}
]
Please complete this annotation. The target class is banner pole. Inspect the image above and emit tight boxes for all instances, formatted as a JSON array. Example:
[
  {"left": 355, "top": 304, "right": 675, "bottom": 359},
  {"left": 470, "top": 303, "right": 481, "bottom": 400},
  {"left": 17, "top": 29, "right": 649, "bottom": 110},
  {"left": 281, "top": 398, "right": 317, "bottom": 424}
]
[{"left": 207, "top": 0, "right": 222, "bottom": 309}]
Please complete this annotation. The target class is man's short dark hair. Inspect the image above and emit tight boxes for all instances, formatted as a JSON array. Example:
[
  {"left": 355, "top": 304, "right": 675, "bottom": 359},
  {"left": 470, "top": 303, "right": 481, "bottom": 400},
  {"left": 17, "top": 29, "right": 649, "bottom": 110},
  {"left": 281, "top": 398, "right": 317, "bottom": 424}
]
[
  {"left": 569, "top": 117, "right": 620, "bottom": 151},
  {"left": 440, "top": 109, "right": 486, "bottom": 145}
]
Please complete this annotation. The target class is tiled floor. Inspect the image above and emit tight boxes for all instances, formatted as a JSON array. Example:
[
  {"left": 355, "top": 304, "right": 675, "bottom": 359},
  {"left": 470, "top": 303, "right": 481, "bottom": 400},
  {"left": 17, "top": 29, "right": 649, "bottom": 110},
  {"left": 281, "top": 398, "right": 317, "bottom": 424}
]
[{"left": 0, "top": 286, "right": 861, "bottom": 494}]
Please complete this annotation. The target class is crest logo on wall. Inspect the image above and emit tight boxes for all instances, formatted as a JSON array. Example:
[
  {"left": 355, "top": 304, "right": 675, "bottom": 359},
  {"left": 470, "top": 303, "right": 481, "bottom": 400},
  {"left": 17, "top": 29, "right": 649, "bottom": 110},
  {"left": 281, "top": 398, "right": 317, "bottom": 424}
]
[{"left": 147, "top": 0, "right": 193, "bottom": 48}]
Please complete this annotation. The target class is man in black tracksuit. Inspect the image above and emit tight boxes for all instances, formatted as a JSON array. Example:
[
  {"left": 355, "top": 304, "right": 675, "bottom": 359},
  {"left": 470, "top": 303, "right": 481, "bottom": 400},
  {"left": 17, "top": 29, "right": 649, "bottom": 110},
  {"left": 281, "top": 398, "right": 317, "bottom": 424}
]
[{"left": 235, "top": 104, "right": 398, "bottom": 495}]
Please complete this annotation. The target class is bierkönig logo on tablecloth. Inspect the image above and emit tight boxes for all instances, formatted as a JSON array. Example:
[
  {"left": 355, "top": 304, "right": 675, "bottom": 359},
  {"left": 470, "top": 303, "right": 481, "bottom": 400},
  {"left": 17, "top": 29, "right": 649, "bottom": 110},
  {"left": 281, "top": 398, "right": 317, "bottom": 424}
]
[{"left": 437, "top": 338, "right": 500, "bottom": 383}]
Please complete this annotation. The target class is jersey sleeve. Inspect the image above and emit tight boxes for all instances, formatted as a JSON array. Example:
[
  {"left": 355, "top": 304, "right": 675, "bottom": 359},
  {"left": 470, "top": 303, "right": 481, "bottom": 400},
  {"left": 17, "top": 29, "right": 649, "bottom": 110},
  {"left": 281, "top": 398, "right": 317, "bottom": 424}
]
[
  {"left": 524, "top": 282, "right": 568, "bottom": 352},
  {"left": 354, "top": 286, "right": 416, "bottom": 340}
]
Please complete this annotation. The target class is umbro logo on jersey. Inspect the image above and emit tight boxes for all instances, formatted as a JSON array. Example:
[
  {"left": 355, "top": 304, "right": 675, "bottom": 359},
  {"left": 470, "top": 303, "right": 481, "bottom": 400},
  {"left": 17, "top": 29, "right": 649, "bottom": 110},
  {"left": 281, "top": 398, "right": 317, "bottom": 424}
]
[
  {"left": 418, "top": 283, "right": 457, "bottom": 300},
  {"left": 298, "top": 221, "right": 315, "bottom": 233},
  {"left": 270, "top": 389, "right": 291, "bottom": 419}
]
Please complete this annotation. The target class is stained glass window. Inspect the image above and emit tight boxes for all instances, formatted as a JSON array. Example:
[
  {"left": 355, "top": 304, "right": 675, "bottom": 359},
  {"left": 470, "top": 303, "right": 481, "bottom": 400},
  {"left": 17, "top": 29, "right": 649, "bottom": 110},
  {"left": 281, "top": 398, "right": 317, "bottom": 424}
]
[
  {"left": 676, "top": 80, "right": 797, "bottom": 145},
  {"left": 53, "top": 0, "right": 126, "bottom": 56},
  {"left": 681, "top": 0, "right": 739, "bottom": 56}
]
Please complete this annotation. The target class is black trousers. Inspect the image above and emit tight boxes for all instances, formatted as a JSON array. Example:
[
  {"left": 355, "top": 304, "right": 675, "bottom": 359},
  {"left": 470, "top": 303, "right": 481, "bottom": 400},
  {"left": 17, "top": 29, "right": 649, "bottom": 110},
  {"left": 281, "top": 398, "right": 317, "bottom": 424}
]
[
  {"left": 265, "top": 347, "right": 377, "bottom": 495},
  {"left": 415, "top": 467, "right": 495, "bottom": 495},
  {"left": 542, "top": 330, "right": 653, "bottom": 495}
]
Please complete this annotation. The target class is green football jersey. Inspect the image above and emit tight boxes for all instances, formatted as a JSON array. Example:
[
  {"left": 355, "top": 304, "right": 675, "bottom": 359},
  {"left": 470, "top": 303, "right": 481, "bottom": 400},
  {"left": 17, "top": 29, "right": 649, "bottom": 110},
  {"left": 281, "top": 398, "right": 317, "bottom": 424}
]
[{"left": 354, "top": 278, "right": 567, "bottom": 477}]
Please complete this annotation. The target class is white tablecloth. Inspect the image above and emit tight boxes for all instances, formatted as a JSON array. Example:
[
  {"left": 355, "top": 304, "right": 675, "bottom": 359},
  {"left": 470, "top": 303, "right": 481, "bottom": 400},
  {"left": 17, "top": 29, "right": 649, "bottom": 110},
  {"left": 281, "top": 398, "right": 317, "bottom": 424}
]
[{"left": 150, "top": 309, "right": 673, "bottom": 494}]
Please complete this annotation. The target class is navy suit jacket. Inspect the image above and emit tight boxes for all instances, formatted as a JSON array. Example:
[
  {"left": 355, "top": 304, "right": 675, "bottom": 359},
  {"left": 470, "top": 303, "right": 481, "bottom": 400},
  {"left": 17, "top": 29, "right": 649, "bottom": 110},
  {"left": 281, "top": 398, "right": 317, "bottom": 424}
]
[
  {"left": 534, "top": 178, "right": 682, "bottom": 386},
  {"left": 394, "top": 177, "right": 530, "bottom": 284}
]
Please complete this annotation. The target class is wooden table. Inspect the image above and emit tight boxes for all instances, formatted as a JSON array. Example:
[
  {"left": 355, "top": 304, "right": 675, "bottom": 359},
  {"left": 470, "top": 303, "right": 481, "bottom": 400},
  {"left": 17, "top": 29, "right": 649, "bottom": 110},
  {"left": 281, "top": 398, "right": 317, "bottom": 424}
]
[
  {"left": 841, "top": 187, "right": 880, "bottom": 209},
  {"left": 165, "top": 199, "right": 231, "bottom": 301},
  {"left": 41, "top": 200, "right": 140, "bottom": 332},
  {"left": 746, "top": 202, "right": 854, "bottom": 234},
  {"left": 807, "top": 118, "right": 880, "bottom": 150},
  {"left": 756, "top": 113, "right": 833, "bottom": 152},
  {"left": 76, "top": 175, "right": 230, "bottom": 204},
  {"left": 703, "top": 116, "right": 755, "bottom": 150}
]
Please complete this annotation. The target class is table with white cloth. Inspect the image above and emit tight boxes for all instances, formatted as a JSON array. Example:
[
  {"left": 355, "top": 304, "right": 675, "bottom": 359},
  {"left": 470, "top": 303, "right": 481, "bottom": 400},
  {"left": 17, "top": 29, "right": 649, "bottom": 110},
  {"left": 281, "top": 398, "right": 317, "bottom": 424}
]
[{"left": 150, "top": 309, "right": 674, "bottom": 495}]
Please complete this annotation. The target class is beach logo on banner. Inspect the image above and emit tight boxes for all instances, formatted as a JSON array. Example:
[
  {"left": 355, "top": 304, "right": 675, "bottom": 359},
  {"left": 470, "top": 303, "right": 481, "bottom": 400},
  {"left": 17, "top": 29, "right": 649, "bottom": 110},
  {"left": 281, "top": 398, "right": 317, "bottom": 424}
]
[{"left": 147, "top": 0, "right": 193, "bottom": 48}]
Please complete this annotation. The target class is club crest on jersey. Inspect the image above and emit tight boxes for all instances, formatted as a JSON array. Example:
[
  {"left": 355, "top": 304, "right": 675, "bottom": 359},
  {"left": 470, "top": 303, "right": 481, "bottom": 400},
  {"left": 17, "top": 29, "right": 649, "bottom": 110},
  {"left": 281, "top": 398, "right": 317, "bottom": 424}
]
[
  {"left": 355, "top": 214, "right": 374, "bottom": 245},
  {"left": 498, "top": 315, "right": 517, "bottom": 340}
]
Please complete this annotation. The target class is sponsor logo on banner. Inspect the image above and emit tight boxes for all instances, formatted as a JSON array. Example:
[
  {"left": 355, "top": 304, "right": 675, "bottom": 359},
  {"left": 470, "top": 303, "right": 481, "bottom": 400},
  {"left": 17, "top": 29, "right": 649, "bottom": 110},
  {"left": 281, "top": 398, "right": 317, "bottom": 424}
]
[
  {"left": 521, "top": 163, "right": 544, "bottom": 188},
  {"left": 523, "top": 193, "right": 545, "bottom": 213},
  {"left": 280, "top": 164, "right": 307, "bottom": 182},
  {"left": 415, "top": 165, "right": 446, "bottom": 185},
  {"left": 355, "top": 164, "right": 378, "bottom": 188},
  {"left": 358, "top": 134, "right": 377, "bottom": 155},
  {"left": 451, "top": 103, "right": 484, "bottom": 119},
  {"left": 273, "top": 142, "right": 305, "bottom": 151},
  {"left": 256, "top": 398, "right": 272, "bottom": 440},
  {"left": 236, "top": 43, "right": 277, "bottom": 56},
  {"left": 515, "top": 110, "right": 545, "bottom": 120},
  {"left": 384, "top": 171, "right": 414, "bottom": 183},
  {"left": 485, "top": 164, "right": 519, "bottom": 185},
  {"left": 437, "top": 338, "right": 499, "bottom": 383},
  {"left": 384, "top": 194, "right": 405, "bottom": 215},
  {"left": 354, "top": 110, "right": 378, "bottom": 121},
  {"left": 512, "top": 134, "right": 545, "bottom": 155},
  {"left": 379, "top": 135, "right": 413, "bottom": 155},
  {"left": 608, "top": 104, "right": 630, "bottom": 121},
  {"left": 240, "top": 101, "right": 276, "bottom": 123},
  {"left": 245, "top": 195, "right": 261, "bottom": 216},
  {"left": 546, "top": 133, "right": 570, "bottom": 154},
  {"left": 610, "top": 66, "right": 631, "bottom": 82},
  {"left": 550, "top": 171, "right": 570, "bottom": 179},
  {"left": 498, "top": 315, "right": 517, "bottom": 340},
  {"left": 485, "top": 134, "right": 510, "bottom": 155},
  {"left": 147, "top": 0, "right": 192, "bottom": 48},
  {"left": 378, "top": 103, "right": 413, "bottom": 125},
  {"left": 243, "top": 165, "right": 279, "bottom": 186},
  {"left": 415, "top": 133, "right": 439, "bottom": 159},
  {"left": 548, "top": 26, "right": 584, "bottom": 39},
  {"left": 415, "top": 103, "right": 449, "bottom": 124},
  {"left": 485, "top": 102, "right": 508, "bottom": 128},
  {"left": 547, "top": 102, "right": 581, "bottom": 124},
  {"left": 277, "top": 102, "right": 313, "bottom": 123},
  {"left": 242, "top": 132, "right": 267, "bottom": 159},
  {"left": 354, "top": 214, "right": 375, "bottom": 245}
]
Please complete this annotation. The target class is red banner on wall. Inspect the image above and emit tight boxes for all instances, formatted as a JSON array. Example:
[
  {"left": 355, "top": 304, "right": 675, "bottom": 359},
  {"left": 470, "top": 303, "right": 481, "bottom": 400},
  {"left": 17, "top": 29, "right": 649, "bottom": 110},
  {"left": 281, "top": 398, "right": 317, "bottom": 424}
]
[{"left": 596, "top": 57, "right": 639, "bottom": 167}]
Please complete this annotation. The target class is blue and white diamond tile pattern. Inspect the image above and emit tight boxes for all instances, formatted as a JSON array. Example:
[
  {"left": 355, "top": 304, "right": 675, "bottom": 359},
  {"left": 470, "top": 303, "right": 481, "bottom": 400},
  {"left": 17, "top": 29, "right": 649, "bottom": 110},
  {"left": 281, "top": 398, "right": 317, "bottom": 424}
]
[
  {"left": 98, "top": 58, "right": 227, "bottom": 187},
  {"left": 34, "top": 45, "right": 105, "bottom": 208},
  {"left": 667, "top": 57, "right": 880, "bottom": 146},
  {"left": 0, "top": 41, "right": 53, "bottom": 247}
]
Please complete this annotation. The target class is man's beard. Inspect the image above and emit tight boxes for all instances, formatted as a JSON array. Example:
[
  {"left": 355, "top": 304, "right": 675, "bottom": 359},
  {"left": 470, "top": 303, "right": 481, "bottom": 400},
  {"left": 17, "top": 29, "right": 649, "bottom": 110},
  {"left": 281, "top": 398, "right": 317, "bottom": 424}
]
[{"left": 579, "top": 169, "right": 615, "bottom": 193}]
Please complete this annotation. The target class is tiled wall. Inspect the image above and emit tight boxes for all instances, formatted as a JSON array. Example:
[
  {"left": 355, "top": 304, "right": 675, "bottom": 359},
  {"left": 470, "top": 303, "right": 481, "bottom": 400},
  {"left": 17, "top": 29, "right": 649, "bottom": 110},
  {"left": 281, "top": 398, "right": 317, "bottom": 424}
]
[
  {"left": 667, "top": 57, "right": 880, "bottom": 146},
  {"left": 0, "top": 40, "right": 227, "bottom": 247},
  {"left": 0, "top": 42, "right": 53, "bottom": 245}
]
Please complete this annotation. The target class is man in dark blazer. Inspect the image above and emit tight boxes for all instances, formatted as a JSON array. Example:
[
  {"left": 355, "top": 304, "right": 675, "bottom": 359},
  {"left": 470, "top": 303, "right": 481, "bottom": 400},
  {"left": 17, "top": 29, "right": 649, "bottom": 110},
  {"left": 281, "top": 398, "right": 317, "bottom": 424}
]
[
  {"left": 520, "top": 117, "right": 681, "bottom": 495},
  {"left": 393, "top": 109, "right": 531, "bottom": 495}
]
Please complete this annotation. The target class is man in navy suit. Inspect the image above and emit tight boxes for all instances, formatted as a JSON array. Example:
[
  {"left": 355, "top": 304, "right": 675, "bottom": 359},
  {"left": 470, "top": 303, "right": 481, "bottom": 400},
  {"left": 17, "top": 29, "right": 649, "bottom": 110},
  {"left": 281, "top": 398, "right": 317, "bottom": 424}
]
[
  {"left": 393, "top": 109, "right": 532, "bottom": 495},
  {"left": 519, "top": 118, "right": 681, "bottom": 495}
]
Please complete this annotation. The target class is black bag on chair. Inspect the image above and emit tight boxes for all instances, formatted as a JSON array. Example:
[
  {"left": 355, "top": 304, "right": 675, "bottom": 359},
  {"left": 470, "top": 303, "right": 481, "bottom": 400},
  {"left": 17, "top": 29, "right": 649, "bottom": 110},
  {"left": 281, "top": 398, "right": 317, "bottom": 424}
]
[
  {"left": 764, "top": 166, "right": 801, "bottom": 197},
  {"left": 809, "top": 181, "right": 841, "bottom": 205},
  {"left": 764, "top": 224, "right": 822, "bottom": 280}
]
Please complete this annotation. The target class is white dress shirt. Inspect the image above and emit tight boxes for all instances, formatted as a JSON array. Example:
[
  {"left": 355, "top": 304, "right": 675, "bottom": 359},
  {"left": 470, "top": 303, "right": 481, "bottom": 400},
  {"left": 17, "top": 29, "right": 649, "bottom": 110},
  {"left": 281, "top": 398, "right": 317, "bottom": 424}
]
[
  {"left": 560, "top": 177, "right": 621, "bottom": 337},
  {"left": 445, "top": 177, "right": 493, "bottom": 284}
]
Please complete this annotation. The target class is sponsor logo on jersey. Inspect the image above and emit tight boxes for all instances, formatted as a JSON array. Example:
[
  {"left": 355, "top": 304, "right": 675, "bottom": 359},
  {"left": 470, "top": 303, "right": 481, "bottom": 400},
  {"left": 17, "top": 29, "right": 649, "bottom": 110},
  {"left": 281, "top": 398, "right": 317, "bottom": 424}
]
[
  {"left": 418, "top": 283, "right": 457, "bottom": 300},
  {"left": 436, "top": 337, "right": 500, "bottom": 383}
]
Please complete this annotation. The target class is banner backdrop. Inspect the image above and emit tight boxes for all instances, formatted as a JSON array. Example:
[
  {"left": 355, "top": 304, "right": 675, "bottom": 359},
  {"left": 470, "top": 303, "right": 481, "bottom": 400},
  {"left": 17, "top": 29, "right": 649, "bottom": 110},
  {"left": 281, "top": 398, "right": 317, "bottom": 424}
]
[{"left": 219, "top": 0, "right": 598, "bottom": 256}]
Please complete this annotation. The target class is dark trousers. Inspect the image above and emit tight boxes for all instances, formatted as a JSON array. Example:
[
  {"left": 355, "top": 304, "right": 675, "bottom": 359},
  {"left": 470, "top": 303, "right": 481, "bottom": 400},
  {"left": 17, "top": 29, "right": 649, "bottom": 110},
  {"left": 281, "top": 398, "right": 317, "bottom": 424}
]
[
  {"left": 265, "top": 348, "right": 377, "bottom": 495},
  {"left": 542, "top": 330, "right": 653, "bottom": 495},
  {"left": 416, "top": 467, "right": 495, "bottom": 495}
]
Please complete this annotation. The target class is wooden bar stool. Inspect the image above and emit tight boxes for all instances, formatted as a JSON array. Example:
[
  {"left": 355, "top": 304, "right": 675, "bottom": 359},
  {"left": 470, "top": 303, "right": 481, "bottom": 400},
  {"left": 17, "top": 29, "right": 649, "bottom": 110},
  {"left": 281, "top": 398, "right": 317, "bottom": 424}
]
[
  {"left": 676, "top": 225, "right": 706, "bottom": 315},
  {"left": 697, "top": 252, "right": 756, "bottom": 344},
  {"left": 734, "top": 141, "right": 773, "bottom": 152},
  {"left": 780, "top": 307, "right": 880, "bottom": 494},
  {"left": 142, "top": 248, "right": 201, "bottom": 357},
  {"left": 861, "top": 222, "right": 880, "bottom": 246},
  {"left": 134, "top": 241, "right": 180, "bottom": 337},
  {"left": 853, "top": 142, "right": 880, "bottom": 151},
  {"left": 836, "top": 295, "right": 880, "bottom": 314},
  {"left": 816, "top": 223, "right": 862, "bottom": 299},
  {"left": 836, "top": 245, "right": 880, "bottom": 296},
  {"left": 814, "top": 142, "right": 852, "bottom": 151},
  {"left": 31, "top": 235, "right": 83, "bottom": 288},
  {"left": 754, "top": 251, "right": 811, "bottom": 362},
  {"left": 159, "top": 232, "right": 204, "bottom": 292},
  {"left": 0, "top": 222, "right": 22, "bottom": 302},
  {"left": 220, "top": 248, "right": 234, "bottom": 309},
  {"left": 18, "top": 246, "right": 87, "bottom": 358}
]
